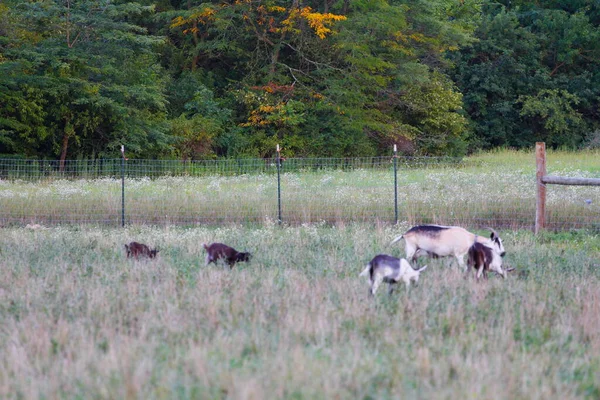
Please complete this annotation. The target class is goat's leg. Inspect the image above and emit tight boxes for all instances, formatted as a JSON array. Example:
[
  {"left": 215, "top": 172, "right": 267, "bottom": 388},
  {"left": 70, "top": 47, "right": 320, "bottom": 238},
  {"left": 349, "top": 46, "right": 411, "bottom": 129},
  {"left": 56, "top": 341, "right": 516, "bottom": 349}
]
[
  {"left": 388, "top": 282, "right": 396, "bottom": 295},
  {"left": 412, "top": 275, "right": 420, "bottom": 287},
  {"left": 371, "top": 275, "right": 384, "bottom": 295},
  {"left": 405, "top": 244, "right": 418, "bottom": 265},
  {"left": 476, "top": 265, "right": 484, "bottom": 280},
  {"left": 464, "top": 261, "right": 472, "bottom": 279},
  {"left": 456, "top": 253, "right": 468, "bottom": 272},
  {"left": 404, "top": 278, "right": 412, "bottom": 292}
]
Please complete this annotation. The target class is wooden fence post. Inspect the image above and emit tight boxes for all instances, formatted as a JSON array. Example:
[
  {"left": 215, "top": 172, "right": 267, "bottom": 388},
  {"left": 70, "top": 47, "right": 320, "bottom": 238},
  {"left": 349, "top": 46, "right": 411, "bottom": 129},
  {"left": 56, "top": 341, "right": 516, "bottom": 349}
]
[{"left": 535, "top": 142, "right": 546, "bottom": 234}]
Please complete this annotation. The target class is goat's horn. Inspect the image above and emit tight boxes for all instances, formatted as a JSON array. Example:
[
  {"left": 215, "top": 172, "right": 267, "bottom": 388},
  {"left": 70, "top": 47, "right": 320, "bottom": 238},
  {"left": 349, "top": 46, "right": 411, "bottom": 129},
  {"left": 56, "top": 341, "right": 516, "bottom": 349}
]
[
  {"left": 506, "top": 267, "right": 516, "bottom": 272},
  {"left": 485, "top": 227, "right": 498, "bottom": 236}
]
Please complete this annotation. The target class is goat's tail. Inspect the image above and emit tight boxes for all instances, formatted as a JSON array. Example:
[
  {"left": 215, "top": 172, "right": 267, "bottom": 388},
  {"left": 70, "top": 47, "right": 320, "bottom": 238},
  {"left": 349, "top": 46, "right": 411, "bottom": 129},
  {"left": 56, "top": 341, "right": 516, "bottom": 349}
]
[
  {"left": 359, "top": 263, "right": 371, "bottom": 278},
  {"left": 390, "top": 235, "right": 404, "bottom": 246}
]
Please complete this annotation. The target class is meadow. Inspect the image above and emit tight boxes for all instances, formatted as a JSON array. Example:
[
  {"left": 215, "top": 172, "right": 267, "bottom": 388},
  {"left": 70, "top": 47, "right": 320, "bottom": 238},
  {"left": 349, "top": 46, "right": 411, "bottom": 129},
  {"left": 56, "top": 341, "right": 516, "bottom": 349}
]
[
  {"left": 0, "top": 149, "right": 599, "bottom": 229},
  {"left": 0, "top": 149, "right": 599, "bottom": 399},
  {"left": 0, "top": 224, "right": 599, "bottom": 399}
]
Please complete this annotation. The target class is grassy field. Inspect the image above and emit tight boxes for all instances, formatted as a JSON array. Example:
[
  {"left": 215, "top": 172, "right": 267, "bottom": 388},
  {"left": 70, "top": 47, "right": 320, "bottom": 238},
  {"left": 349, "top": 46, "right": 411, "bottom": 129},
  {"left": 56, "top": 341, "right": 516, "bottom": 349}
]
[
  {"left": 0, "top": 149, "right": 599, "bottom": 229},
  {"left": 1, "top": 224, "right": 599, "bottom": 399}
]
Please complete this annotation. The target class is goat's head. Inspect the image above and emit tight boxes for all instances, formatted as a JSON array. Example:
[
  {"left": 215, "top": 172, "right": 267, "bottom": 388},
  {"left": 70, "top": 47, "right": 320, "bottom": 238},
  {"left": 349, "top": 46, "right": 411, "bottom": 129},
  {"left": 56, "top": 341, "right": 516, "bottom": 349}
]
[
  {"left": 487, "top": 228, "right": 506, "bottom": 257},
  {"left": 494, "top": 266, "right": 507, "bottom": 279},
  {"left": 237, "top": 252, "right": 252, "bottom": 263}
]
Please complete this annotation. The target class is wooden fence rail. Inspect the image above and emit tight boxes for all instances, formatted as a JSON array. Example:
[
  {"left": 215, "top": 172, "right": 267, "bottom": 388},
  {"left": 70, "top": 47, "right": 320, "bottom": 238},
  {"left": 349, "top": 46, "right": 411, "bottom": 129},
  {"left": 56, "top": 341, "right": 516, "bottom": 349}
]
[{"left": 535, "top": 142, "right": 600, "bottom": 234}]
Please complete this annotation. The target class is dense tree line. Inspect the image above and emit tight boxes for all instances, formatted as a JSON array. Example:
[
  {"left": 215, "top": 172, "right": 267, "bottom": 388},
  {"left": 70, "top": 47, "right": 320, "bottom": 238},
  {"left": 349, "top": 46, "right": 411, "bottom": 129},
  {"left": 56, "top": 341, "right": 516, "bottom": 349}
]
[{"left": 1, "top": 0, "right": 599, "bottom": 164}]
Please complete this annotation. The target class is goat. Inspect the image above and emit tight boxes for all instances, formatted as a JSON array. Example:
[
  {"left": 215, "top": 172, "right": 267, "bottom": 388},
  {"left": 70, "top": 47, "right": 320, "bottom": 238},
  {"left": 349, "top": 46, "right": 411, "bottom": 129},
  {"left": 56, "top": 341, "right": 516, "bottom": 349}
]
[
  {"left": 467, "top": 242, "right": 516, "bottom": 280},
  {"left": 203, "top": 242, "right": 251, "bottom": 269},
  {"left": 124, "top": 241, "right": 159, "bottom": 259},
  {"left": 390, "top": 225, "right": 505, "bottom": 271},
  {"left": 467, "top": 241, "right": 505, "bottom": 280},
  {"left": 359, "top": 254, "right": 427, "bottom": 296}
]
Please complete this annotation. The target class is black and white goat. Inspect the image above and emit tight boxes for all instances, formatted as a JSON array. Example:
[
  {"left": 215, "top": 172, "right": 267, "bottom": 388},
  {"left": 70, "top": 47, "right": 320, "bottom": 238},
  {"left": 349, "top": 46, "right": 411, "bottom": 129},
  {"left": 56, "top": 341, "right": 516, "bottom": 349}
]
[
  {"left": 359, "top": 254, "right": 427, "bottom": 296},
  {"left": 390, "top": 225, "right": 505, "bottom": 271}
]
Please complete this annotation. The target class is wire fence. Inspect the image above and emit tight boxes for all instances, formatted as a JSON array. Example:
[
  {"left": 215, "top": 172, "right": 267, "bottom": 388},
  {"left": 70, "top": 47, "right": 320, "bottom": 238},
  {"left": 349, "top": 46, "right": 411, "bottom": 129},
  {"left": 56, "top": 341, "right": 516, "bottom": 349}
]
[
  {"left": 0, "top": 156, "right": 470, "bottom": 179},
  {"left": 0, "top": 156, "right": 598, "bottom": 231}
]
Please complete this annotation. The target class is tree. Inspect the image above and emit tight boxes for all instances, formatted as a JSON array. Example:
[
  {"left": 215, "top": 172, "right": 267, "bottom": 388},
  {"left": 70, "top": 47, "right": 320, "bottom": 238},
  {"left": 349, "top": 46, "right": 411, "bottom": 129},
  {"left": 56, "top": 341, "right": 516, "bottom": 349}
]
[
  {"left": 518, "top": 89, "right": 584, "bottom": 147},
  {"left": 0, "top": 0, "right": 170, "bottom": 166},
  {"left": 451, "top": 1, "right": 600, "bottom": 149}
]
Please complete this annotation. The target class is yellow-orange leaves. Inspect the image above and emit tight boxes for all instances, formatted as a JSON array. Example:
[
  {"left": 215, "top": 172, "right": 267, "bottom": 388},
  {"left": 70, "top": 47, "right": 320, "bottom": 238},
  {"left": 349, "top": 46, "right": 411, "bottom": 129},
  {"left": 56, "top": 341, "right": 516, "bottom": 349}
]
[
  {"left": 170, "top": 7, "right": 216, "bottom": 33},
  {"left": 303, "top": 9, "right": 346, "bottom": 39},
  {"left": 172, "top": 4, "right": 345, "bottom": 40},
  {"left": 280, "top": 7, "right": 346, "bottom": 39}
]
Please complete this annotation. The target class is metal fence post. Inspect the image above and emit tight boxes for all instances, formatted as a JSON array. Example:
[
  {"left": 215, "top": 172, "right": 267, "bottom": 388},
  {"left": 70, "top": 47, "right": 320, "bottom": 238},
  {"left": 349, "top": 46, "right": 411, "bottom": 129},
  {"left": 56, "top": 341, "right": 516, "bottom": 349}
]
[
  {"left": 393, "top": 144, "right": 398, "bottom": 224},
  {"left": 121, "top": 145, "right": 126, "bottom": 228},
  {"left": 276, "top": 144, "right": 282, "bottom": 225}
]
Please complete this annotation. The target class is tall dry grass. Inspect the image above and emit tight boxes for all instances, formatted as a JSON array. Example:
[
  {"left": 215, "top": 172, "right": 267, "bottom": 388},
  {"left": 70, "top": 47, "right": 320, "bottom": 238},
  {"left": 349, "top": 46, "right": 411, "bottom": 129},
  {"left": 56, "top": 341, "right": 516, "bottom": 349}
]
[{"left": 0, "top": 224, "right": 598, "bottom": 399}]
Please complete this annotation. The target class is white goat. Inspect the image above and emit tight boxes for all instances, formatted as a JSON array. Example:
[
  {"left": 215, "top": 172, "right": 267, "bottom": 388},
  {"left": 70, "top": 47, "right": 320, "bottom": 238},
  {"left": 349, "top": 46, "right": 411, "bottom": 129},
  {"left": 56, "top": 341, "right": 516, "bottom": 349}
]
[
  {"left": 390, "top": 225, "right": 505, "bottom": 271},
  {"left": 359, "top": 254, "right": 427, "bottom": 296}
]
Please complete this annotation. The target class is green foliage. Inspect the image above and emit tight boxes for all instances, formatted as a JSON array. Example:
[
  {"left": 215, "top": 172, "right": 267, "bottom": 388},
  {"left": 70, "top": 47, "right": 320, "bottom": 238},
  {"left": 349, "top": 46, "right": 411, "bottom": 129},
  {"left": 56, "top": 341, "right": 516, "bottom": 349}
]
[
  {"left": 518, "top": 89, "right": 584, "bottom": 147},
  {"left": 451, "top": 1, "right": 600, "bottom": 150},
  {"left": 169, "top": 114, "right": 220, "bottom": 160},
  {"left": 3, "top": 0, "right": 600, "bottom": 159},
  {"left": 0, "top": 0, "right": 170, "bottom": 161}
]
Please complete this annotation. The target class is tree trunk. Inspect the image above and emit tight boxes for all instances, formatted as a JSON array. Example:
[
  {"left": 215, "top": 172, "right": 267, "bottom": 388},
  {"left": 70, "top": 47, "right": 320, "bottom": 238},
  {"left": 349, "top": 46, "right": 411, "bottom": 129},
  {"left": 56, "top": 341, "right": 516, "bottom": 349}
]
[
  {"left": 269, "top": 0, "right": 299, "bottom": 76},
  {"left": 324, "top": 0, "right": 335, "bottom": 13},
  {"left": 270, "top": 43, "right": 283, "bottom": 76},
  {"left": 188, "top": 0, "right": 199, "bottom": 71},
  {"left": 343, "top": 0, "right": 349, "bottom": 14},
  {"left": 59, "top": 131, "right": 69, "bottom": 173}
]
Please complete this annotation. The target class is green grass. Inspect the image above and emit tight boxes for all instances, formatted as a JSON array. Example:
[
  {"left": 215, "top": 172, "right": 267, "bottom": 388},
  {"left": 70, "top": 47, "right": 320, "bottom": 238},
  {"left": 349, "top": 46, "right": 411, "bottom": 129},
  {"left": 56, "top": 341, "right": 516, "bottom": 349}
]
[
  {"left": 0, "top": 150, "right": 598, "bottom": 229},
  {"left": 0, "top": 224, "right": 599, "bottom": 399}
]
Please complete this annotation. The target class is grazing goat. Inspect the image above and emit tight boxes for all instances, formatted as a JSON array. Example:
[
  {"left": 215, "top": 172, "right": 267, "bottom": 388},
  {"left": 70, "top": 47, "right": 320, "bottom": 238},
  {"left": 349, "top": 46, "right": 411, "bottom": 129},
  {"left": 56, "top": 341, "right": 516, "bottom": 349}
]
[
  {"left": 467, "top": 242, "right": 515, "bottom": 280},
  {"left": 124, "top": 241, "right": 159, "bottom": 259},
  {"left": 390, "top": 225, "right": 505, "bottom": 271},
  {"left": 359, "top": 254, "right": 427, "bottom": 296},
  {"left": 203, "top": 243, "right": 251, "bottom": 269},
  {"left": 467, "top": 242, "right": 504, "bottom": 280}
]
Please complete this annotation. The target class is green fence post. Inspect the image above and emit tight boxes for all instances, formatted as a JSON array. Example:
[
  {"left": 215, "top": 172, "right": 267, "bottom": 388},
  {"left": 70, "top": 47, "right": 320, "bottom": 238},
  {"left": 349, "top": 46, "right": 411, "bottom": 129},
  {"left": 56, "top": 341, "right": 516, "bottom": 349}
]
[
  {"left": 276, "top": 144, "right": 282, "bottom": 225},
  {"left": 394, "top": 144, "right": 398, "bottom": 224},
  {"left": 121, "top": 146, "right": 126, "bottom": 228}
]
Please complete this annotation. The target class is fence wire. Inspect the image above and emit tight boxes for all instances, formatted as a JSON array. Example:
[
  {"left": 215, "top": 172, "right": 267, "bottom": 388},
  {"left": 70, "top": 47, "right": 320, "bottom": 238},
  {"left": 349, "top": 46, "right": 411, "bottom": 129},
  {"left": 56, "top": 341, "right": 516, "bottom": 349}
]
[{"left": 0, "top": 156, "right": 598, "bottom": 231}]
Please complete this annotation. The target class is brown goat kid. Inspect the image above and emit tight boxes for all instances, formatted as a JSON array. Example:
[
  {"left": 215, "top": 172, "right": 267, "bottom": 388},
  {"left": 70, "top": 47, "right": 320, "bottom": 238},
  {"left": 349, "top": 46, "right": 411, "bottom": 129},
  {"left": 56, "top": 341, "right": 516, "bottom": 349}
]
[
  {"left": 467, "top": 242, "right": 514, "bottom": 280},
  {"left": 203, "top": 243, "right": 251, "bottom": 269},
  {"left": 124, "top": 241, "right": 159, "bottom": 259}
]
